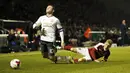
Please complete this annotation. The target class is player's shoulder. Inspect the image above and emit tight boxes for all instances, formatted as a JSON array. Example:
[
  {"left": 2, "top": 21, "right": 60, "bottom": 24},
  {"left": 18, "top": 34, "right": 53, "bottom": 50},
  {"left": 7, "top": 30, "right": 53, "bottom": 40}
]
[
  {"left": 99, "top": 42, "right": 104, "bottom": 45},
  {"left": 52, "top": 16, "right": 60, "bottom": 21},
  {"left": 36, "top": 15, "right": 46, "bottom": 20},
  {"left": 39, "top": 15, "right": 46, "bottom": 18}
]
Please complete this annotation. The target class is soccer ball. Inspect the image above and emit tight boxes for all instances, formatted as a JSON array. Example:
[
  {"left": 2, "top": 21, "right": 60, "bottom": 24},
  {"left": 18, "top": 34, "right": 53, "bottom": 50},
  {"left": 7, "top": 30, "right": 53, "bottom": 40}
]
[{"left": 10, "top": 59, "right": 21, "bottom": 69}]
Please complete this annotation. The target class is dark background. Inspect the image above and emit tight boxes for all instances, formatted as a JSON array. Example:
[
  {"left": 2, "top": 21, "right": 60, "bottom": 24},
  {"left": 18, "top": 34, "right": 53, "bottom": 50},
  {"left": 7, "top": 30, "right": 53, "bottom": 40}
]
[{"left": 0, "top": 0, "right": 130, "bottom": 26}]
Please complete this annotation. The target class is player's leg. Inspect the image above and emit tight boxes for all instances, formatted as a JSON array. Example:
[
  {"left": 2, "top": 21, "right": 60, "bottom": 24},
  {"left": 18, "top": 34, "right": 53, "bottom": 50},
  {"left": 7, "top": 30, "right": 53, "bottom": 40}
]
[
  {"left": 54, "top": 56, "right": 74, "bottom": 64},
  {"left": 73, "top": 57, "right": 92, "bottom": 63},
  {"left": 71, "top": 47, "right": 89, "bottom": 56},
  {"left": 46, "top": 42, "right": 56, "bottom": 62},
  {"left": 103, "top": 50, "right": 110, "bottom": 61},
  {"left": 73, "top": 48, "right": 92, "bottom": 63},
  {"left": 55, "top": 56, "right": 89, "bottom": 64},
  {"left": 73, "top": 57, "right": 87, "bottom": 63},
  {"left": 40, "top": 41, "right": 48, "bottom": 58}
]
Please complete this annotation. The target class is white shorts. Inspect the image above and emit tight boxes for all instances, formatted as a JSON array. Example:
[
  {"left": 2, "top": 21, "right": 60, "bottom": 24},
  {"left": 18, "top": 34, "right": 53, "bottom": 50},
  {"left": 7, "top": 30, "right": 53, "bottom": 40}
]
[{"left": 76, "top": 47, "right": 92, "bottom": 61}]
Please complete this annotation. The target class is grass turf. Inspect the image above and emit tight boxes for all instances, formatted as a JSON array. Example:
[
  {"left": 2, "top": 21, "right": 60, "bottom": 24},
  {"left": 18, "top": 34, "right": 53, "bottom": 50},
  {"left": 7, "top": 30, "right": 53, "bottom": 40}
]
[{"left": 0, "top": 47, "right": 130, "bottom": 73}]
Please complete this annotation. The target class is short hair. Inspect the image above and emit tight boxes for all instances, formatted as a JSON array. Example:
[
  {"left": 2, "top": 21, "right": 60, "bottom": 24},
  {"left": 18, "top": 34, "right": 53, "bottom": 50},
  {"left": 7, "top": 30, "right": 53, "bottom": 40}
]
[
  {"left": 106, "top": 39, "right": 113, "bottom": 45},
  {"left": 47, "top": 4, "right": 55, "bottom": 10}
]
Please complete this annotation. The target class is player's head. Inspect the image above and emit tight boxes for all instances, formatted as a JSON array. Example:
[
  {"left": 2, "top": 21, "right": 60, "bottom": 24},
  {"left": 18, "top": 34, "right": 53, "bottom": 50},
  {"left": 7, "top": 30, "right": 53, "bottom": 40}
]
[
  {"left": 122, "top": 19, "right": 126, "bottom": 25},
  {"left": 104, "top": 39, "right": 113, "bottom": 51},
  {"left": 46, "top": 5, "right": 54, "bottom": 14},
  {"left": 106, "top": 39, "right": 113, "bottom": 44},
  {"left": 10, "top": 29, "right": 14, "bottom": 34}
]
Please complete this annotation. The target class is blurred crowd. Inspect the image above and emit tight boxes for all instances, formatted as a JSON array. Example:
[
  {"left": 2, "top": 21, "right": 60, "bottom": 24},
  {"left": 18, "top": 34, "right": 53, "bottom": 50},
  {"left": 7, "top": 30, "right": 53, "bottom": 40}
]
[
  {"left": 0, "top": 28, "right": 41, "bottom": 53},
  {"left": 0, "top": 0, "right": 128, "bottom": 25},
  {"left": 0, "top": 0, "right": 130, "bottom": 53},
  {"left": 0, "top": 19, "right": 129, "bottom": 53}
]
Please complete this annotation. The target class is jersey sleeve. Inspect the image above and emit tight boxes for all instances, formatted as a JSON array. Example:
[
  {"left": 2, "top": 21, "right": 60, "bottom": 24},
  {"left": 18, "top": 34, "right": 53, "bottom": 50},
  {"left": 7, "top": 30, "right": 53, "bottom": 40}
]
[
  {"left": 56, "top": 19, "right": 64, "bottom": 42},
  {"left": 56, "top": 19, "right": 62, "bottom": 29},
  {"left": 33, "top": 16, "right": 42, "bottom": 29},
  {"left": 104, "top": 50, "right": 110, "bottom": 61},
  {"left": 94, "top": 43, "right": 104, "bottom": 50}
]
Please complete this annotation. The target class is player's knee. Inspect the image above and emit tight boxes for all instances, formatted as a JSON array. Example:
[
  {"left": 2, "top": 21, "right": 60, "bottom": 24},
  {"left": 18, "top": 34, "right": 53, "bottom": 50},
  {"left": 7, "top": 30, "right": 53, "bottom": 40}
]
[
  {"left": 43, "top": 52, "right": 48, "bottom": 58},
  {"left": 48, "top": 51, "right": 55, "bottom": 58},
  {"left": 54, "top": 48, "right": 57, "bottom": 53},
  {"left": 48, "top": 55, "right": 54, "bottom": 59},
  {"left": 48, "top": 55, "right": 56, "bottom": 62}
]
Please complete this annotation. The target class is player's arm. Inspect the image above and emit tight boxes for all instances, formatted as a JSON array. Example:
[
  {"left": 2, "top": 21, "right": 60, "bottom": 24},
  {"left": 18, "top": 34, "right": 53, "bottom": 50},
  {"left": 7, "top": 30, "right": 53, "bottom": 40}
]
[
  {"left": 56, "top": 19, "right": 64, "bottom": 48},
  {"left": 103, "top": 50, "right": 110, "bottom": 61},
  {"left": 33, "top": 16, "right": 42, "bottom": 29}
]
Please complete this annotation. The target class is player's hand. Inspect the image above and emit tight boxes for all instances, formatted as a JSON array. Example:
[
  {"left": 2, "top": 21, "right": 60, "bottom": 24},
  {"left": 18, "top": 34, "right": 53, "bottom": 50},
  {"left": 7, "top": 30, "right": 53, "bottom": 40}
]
[
  {"left": 41, "top": 28, "right": 46, "bottom": 36},
  {"left": 34, "top": 26, "right": 40, "bottom": 30},
  {"left": 61, "top": 41, "right": 65, "bottom": 49},
  {"left": 94, "top": 60, "right": 100, "bottom": 63}
]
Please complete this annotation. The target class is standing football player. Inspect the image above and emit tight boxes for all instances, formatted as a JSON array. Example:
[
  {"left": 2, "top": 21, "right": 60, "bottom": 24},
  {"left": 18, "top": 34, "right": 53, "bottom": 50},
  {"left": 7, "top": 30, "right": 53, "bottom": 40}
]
[
  {"left": 33, "top": 5, "right": 64, "bottom": 62},
  {"left": 68, "top": 39, "right": 113, "bottom": 63}
]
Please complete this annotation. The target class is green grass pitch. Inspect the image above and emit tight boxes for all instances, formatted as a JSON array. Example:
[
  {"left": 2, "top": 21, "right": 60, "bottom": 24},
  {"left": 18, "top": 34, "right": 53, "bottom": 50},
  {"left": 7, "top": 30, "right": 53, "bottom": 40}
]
[{"left": 0, "top": 47, "right": 130, "bottom": 73}]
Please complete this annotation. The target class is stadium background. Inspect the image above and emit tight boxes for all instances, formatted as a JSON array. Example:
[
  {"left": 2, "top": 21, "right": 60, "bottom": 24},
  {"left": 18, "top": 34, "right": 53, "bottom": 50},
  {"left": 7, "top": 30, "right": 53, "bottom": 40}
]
[
  {"left": 0, "top": 0, "right": 130, "bottom": 51},
  {"left": 0, "top": 1, "right": 130, "bottom": 73},
  {"left": 0, "top": 0, "right": 130, "bottom": 24}
]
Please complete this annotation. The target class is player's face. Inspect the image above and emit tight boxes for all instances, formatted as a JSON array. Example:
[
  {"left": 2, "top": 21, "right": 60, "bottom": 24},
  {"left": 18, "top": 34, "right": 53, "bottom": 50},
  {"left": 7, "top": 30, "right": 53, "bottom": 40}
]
[
  {"left": 10, "top": 29, "right": 14, "bottom": 34},
  {"left": 46, "top": 5, "right": 54, "bottom": 14},
  {"left": 122, "top": 20, "right": 126, "bottom": 24},
  {"left": 104, "top": 43, "right": 112, "bottom": 51}
]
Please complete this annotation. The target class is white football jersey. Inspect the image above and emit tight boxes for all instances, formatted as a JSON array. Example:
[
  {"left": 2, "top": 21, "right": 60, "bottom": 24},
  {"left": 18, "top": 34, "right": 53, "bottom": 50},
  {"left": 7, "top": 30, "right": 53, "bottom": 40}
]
[
  {"left": 94, "top": 43, "right": 104, "bottom": 50},
  {"left": 33, "top": 15, "right": 62, "bottom": 42}
]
